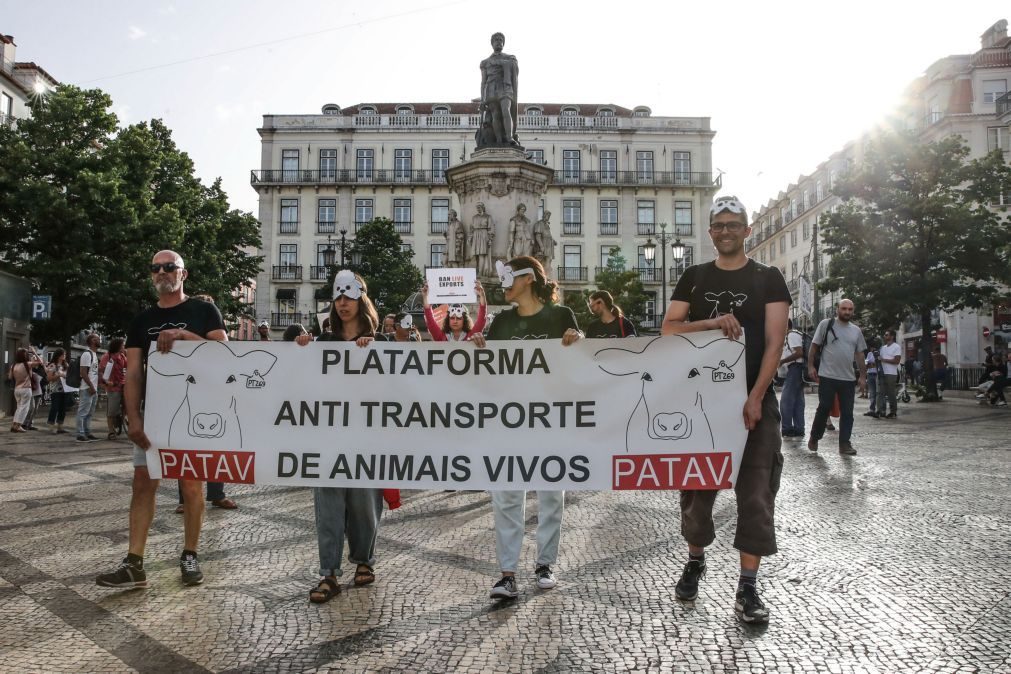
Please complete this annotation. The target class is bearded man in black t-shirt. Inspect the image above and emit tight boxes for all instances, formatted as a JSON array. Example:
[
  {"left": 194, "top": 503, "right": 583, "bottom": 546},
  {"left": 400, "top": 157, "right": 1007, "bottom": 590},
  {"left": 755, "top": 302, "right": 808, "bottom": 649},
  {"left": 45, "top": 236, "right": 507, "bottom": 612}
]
[
  {"left": 661, "top": 196, "right": 790, "bottom": 624},
  {"left": 96, "top": 250, "right": 227, "bottom": 591}
]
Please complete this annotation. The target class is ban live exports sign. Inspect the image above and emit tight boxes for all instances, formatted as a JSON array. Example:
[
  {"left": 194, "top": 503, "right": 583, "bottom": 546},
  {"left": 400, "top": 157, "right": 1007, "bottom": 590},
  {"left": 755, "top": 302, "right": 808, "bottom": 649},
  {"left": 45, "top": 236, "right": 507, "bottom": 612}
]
[{"left": 142, "top": 332, "right": 749, "bottom": 491}]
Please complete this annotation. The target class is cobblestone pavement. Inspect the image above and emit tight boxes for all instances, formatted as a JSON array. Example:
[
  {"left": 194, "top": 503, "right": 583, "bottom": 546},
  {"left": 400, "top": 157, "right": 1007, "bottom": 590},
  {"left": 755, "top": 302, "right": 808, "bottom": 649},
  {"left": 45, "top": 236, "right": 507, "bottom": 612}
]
[{"left": 1, "top": 393, "right": 1009, "bottom": 673}]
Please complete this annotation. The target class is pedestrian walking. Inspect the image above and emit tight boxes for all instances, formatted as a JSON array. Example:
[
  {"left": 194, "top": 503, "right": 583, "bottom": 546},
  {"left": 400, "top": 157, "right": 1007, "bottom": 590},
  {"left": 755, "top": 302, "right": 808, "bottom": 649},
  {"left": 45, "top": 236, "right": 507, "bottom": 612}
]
[
  {"left": 986, "top": 354, "right": 1008, "bottom": 407},
  {"left": 22, "top": 353, "right": 45, "bottom": 431},
  {"left": 297, "top": 270, "right": 392, "bottom": 603},
  {"left": 98, "top": 338, "right": 127, "bottom": 439},
  {"left": 8, "top": 348, "right": 40, "bottom": 433},
  {"left": 863, "top": 340, "right": 881, "bottom": 418},
  {"left": 661, "top": 195, "right": 790, "bottom": 624},
  {"left": 931, "top": 344, "right": 948, "bottom": 398},
  {"left": 877, "top": 330, "right": 902, "bottom": 418},
  {"left": 95, "top": 250, "right": 228, "bottom": 590},
  {"left": 468, "top": 256, "right": 583, "bottom": 600},
  {"left": 45, "top": 348, "right": 70, "bottom": 434},
  {"left": 585, "top": 290, "right": 638, "bottom": 338},
  {"left": 807, "top": 300, "right": 868, "bottom": 455},
  {"left": 76, "top": 333, "right": 101, "bottom": 442},
  {"left": 779, "top": 319, "right": 805, "bottom": 437}
]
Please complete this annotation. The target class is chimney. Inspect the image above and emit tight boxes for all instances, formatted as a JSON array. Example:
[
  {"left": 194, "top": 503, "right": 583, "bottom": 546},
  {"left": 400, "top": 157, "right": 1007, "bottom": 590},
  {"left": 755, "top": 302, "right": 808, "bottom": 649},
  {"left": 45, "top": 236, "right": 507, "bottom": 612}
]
[{"left": 980, "top": 19, "right": 1008, "bottom": 49}]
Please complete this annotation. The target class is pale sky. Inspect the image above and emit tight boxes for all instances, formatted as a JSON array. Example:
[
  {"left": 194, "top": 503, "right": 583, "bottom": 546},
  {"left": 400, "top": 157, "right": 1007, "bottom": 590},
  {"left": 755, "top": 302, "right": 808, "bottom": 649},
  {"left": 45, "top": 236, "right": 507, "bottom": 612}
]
[{"left": 5, "top": 1, "right": 1008, "bottom": 217}]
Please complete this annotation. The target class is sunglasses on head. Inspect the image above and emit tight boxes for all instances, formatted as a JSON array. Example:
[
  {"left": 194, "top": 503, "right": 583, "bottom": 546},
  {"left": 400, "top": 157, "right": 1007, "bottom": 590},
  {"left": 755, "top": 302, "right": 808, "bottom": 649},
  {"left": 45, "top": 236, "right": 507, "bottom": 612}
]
[{"left": 150, "top": 262, "right": 182, "bottom": 273}]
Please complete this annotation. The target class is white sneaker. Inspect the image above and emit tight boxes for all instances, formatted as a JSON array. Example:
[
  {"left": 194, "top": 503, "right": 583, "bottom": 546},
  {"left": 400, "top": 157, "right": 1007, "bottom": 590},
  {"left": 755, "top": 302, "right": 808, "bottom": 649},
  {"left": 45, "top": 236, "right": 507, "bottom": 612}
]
[
  {"left": 535, "top": 565, "right": 556, "bottom": 590},
  {"left": 490, "top": 575, "right": 518, "bottom": 599}
]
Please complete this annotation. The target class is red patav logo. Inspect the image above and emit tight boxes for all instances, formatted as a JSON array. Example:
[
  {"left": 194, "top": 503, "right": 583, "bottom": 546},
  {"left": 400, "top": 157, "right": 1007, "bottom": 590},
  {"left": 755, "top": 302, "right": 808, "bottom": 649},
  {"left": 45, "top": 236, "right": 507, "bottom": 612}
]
[
  {"left": 612, "top": 452, "right": 733, "bottom": 490},
  {"left": 159, "top": 449, "right": 255, "bottom": 484}
]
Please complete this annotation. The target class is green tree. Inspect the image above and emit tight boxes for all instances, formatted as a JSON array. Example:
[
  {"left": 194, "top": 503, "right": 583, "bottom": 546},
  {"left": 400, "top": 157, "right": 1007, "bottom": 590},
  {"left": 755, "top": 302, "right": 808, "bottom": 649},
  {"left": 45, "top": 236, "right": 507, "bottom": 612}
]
[
  {"left": 0, "top": 87, "right": 261, "bottom": 347},
  {"left": 819, "top": 129, "right": 1011, "bottom": 400},
  {"left": 566, "top": 247, "right": 651, "bottom": 331},
  {"left": 344, "top": 218, "right": 423, "bottom": 316}
]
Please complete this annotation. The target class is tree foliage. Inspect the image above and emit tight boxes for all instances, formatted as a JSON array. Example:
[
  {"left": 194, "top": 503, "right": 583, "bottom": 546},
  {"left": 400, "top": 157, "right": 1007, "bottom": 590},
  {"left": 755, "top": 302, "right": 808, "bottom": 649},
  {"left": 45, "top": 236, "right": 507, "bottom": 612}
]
[
  {"left": 819, "top": 129, "right": 1011, "bottom": 398},
  {"left": 565, "top": 247, "right": 651, "bottom": 331},
  {"left": 0, "top": 86, "right": 262, "bottom": 347},
  {"left": 344, "top": 218, "right": 424, "bottom": 316}
]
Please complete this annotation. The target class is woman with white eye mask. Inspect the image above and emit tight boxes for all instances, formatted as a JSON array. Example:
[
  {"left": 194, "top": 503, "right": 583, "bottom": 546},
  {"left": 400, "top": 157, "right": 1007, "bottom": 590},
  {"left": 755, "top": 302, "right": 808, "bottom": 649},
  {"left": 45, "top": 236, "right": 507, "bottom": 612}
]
[
  {"left": 469, "top": 256, "right": 583, "bottom": 599},
  {"left": 420, "top": 279, "right": 488, "bottom": 342}
]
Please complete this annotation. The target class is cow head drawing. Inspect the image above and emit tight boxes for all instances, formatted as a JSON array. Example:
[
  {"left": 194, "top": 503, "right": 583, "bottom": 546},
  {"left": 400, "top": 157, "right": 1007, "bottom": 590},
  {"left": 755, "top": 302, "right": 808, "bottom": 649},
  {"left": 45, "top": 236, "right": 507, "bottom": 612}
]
[
  {"left": 149, "top": 341, "right": 277, "bottom": 447},
  {"left": 703, "top": 291, "right": 748, "bottom": 318},
  {"left": 594, "top": 335, "right": 745, "bottom": 453}
]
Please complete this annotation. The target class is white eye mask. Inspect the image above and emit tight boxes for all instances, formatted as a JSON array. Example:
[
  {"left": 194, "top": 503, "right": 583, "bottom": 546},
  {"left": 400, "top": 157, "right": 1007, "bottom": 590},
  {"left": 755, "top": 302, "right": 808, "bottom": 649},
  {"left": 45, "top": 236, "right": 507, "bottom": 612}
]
[
  {"left": 448, "top": 304, "right": 466, "bottom": 318},
  {"left": 496, "top": 260, "right": 535, "bottom": 289},
  {"left": 710, "top": 196, "right": 747, "bottom": 217},
  {"left": 332, "top": 270, "right": 363, "bottom": 300},
  {"left": 399, "top": 314, "right": 413, "bottom": 330}
]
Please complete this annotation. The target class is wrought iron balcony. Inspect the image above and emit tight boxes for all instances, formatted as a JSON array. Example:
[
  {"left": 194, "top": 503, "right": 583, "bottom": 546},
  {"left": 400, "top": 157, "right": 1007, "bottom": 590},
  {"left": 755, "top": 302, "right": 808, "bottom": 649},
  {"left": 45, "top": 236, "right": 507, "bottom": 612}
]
[
  {"left": 637, "top": 223, "right": 657, "bottom": 236},
  {"left": 633, "top": 267, "right": 662, "bottom": 284},
  {"left": 317, "top": 220, "right": 337, "bottom": 234},
  {"left": 430, "top": 221, "right": 448, "bottom": 234},
  {"left": 556, "top": 266, "right": 588, "bottom": 282},
  {"left": 562, "top": 221, "right": 582, "bottom": 236},
  {"left": 271, "top": 265, "right": 302, "bottom": 281},
  {"left": 270, "top": 312, "right": 306, "bottom": 328},
  {"left": 310, "top": 265, "right": 330, "bottom": 282},
  {"left": 251, "top": 168, "right": 449, "bottom": 186},
  {"left": 552, "top": 170, "right": 720, "bottom": 188},
  {"left": 595, "top": 265, "right": 626, "bottom": 278},
  {"left": 997, "top": 91, "right": 1011, "bottom": 117},
  {"left": 393, "top": 221, "right": 412, "bottom": 234},
  {"left": 599, "top": 222, "right": 619, "bottom": 236}
]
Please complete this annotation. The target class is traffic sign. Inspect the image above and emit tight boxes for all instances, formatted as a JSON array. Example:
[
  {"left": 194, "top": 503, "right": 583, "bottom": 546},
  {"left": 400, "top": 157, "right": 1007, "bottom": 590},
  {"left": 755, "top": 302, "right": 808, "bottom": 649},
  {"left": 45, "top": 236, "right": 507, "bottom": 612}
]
[
  {"left": 32, "top": 295, "right": 51, "bottom": 320},
  {"left": 983, "top": 326, "right": 991, "bottom": 337}
]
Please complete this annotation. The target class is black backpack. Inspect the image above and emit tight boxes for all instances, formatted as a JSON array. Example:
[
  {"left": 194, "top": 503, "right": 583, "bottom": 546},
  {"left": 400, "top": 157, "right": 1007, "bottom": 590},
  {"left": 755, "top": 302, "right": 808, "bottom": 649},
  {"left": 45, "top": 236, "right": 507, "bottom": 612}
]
[
  {"left": 811, "top": 318, "right": 837, "bottom": 372},
  {"left": 65, "top": 356, "right": 82, "bottom": 388}
]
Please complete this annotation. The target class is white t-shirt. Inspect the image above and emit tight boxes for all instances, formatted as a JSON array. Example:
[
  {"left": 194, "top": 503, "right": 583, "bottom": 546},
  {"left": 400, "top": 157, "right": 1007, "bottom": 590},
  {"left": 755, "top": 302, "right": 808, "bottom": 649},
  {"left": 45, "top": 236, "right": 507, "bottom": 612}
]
[
  {"left": 879, "top": 342, "right": 902, "bottom": 376},
  {"left": 786, "top": 330, "right": 804, "bottom": 365},
  {"left": 79, "top": 349, "right": 100, "bottom": 389}
]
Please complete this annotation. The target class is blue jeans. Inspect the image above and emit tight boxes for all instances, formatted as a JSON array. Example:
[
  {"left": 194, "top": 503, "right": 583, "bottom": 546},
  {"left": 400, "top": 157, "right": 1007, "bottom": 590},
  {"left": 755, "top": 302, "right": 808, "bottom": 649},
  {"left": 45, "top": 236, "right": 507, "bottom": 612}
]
[
  {"left": 866, "top": 373, "right": 878, "bottom": 412},
  {"left": 47, "top": 391, "right": 68, "bottom": 425},
  {"left": 779, "top": 364, "right": 805, "bottom": 433},
  {"left": 811, "top": 377, "right": 856, "bottom": 444},
  {"left": 314, "top": 487, "right": 384, "bottom": 577},
  {"left": 76, "top": 388, "right": 98, "bottom": 436}
]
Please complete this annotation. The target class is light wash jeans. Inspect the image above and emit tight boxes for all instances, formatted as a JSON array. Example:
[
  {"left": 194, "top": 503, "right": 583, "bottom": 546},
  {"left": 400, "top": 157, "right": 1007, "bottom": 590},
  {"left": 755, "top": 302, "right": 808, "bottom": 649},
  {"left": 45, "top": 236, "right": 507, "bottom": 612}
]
[
  {"left": 313, "top": 487, "right": 383, "bottom": 577},
  {"left": 491, "top": 490, "right": 565, "bottom": 573},
  {"left": 779, "top": 364, "right": 805, "bottom": 433},
  {"left": 76, "top": 387, "right": 98, "bottom": 436}
]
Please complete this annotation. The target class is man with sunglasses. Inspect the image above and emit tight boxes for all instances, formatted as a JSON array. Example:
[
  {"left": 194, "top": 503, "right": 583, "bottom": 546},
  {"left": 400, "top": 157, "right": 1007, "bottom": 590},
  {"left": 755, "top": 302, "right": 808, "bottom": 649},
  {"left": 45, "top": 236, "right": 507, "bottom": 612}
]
[
  {"left": 96, "top": 250, "right": 227, "bottom": 590},
  {"left": 661, "top": 196, "right": 791, "bottom": 624}
]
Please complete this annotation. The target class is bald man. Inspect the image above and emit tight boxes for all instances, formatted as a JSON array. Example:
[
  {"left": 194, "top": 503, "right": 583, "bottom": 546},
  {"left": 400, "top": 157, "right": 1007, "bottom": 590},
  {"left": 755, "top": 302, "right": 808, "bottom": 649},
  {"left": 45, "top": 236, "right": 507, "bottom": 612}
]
[{"left": 96, "top": 250, "right": 227, "bottom": 590}]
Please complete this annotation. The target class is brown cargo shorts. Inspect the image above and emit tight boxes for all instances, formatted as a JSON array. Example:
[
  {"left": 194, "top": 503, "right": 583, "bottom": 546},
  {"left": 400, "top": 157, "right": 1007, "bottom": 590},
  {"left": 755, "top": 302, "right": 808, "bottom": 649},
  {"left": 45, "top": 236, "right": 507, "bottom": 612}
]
[{"left": 679, "top": 388, "right": 784, "bottom": 557}]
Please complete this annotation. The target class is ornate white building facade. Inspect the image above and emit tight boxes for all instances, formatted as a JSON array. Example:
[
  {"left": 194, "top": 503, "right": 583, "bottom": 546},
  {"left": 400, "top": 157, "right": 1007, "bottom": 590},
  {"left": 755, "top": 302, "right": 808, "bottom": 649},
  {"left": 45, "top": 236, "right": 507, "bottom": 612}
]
[{"left": 251, "top": 102, "right": 721, "bottom": 333}]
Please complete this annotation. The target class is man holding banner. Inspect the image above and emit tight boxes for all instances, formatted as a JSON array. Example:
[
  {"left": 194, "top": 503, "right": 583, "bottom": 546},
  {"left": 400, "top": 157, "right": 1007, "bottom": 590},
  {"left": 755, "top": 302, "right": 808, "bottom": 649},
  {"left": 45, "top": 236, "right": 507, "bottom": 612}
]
[
  {"left": 96, "top": 250, "right": 227, "bottom": 590},
  {"left": 662, "top": 195, "right": 790, "bottom": 624}
]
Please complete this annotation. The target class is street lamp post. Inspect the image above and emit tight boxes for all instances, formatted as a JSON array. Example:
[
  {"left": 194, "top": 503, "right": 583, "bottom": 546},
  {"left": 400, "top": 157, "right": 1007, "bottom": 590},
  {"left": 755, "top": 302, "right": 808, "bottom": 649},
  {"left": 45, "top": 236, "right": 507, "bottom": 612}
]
[
  {"left": 321, "top": 228, "right": 349, "bottom": 271},
  {"left": 642, "top": 223, "right": 686, "bottom": 327}
]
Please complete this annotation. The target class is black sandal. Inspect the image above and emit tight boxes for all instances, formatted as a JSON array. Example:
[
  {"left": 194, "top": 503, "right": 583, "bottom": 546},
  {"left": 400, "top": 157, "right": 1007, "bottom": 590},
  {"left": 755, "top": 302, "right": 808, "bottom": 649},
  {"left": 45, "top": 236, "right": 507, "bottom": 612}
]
[
  {"left": 309, "top": 577, "right": 340, "bottom": 603},
  {"left": 353, "top": 564, "right": 375, "bottom": 586}
]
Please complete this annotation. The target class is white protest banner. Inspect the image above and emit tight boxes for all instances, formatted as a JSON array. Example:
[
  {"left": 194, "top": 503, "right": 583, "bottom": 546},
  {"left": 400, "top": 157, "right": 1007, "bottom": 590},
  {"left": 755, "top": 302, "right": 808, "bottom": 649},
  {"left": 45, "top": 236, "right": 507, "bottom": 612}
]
[
  {"left": 143, "top": 332, "right": 748, "bottom": 491},
  {"left": 426, "top": 267, "right": 477, "bottom": 304}
]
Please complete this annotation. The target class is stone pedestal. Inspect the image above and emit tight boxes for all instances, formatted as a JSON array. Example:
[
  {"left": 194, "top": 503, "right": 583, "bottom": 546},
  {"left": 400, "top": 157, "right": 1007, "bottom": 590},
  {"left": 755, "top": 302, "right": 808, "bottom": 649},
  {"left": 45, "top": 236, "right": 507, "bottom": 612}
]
[{"left": 445, "top": 147, "right": 554, "bottom": 279}]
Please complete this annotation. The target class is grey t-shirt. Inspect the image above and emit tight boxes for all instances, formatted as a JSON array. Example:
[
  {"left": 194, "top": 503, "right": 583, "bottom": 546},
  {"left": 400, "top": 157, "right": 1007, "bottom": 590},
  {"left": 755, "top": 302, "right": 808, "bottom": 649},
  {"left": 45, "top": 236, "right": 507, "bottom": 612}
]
[{"left": 813, "top": 318, "right": 866, "bottom": 381}]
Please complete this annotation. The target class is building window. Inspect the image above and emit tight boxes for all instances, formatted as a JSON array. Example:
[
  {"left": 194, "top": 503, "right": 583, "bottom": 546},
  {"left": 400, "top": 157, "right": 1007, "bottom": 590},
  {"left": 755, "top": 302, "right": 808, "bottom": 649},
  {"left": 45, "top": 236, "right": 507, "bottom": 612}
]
[
  {"left": 987, "top": 126, "right": 1010, "bottom": 152},
  {"left": 674, "top": 201, "right": 693, "bottom": 236},
  {"left": 562, "top": 149, "right": 580, "bottom": 181},
  {"left": 1, "top": 92, "right": 12, "bottom": 118},
  {"left": 802, "top": 190, "right": 810, "bottom": 212},
  {"left": 316, "top": 243, "right": 331, "bottom": 267},
  {"left": 281, "top": 149, "right": 299, "bottom": 180},
  {"left": 355, "top": 199, "right": 373, "bottom": 228},
  {"left": 538, "top": 199, "right": 544, "bottom": 222},
  {"left": 671, "top": 245, "right": 694, "bottom": 279},
  {"left": 600, "top": 245, "right": 617, "bottom": 269},
  {"left": 791, "top": 198, "right": 799, "bottom": 219},
  {"left": 432, "top": 148, "right": 449, "bottom": 178},
  {"left": 597, "top": 108, "right": 615, "bottom": 117},
  {"left": 770, "top": 244, "right": 776, "bottom": 261},
  {"left": 803, "top": 220, "right": 810, "bottom": 240},
  {"left": 525, "top": 107, "right": 543, "bottom": 116},
  {"left": 780, "top": 206, "right": 789, "bottom": 225},
  {"left": 317, "top": 198, "right": 336, "bottom": 233},
  {"left": 791, "top": 261, "right": 798, "bottom": 279},
  {"left": 815, "top": 180, "right": 824, "bottom": 203},
  {"left": 276, "top": 291, "right": 297, "bottom": 315},
  {"left": 280, "top": 199, "right": 298, "bottom": 233},
  {"left": 673, "top": 151, "right": 691, "bottom": 182},
  {"left": 528, "top": 149, "right": 545, "bottom": 165},
  {"left": 779, "top": 236, "right": 786, "bottom": 254},
  {"left": 430, "top": 198, "right": 449, "bottom": 234},
  {"left": 637, "top": 200, "right": 655, "bottom": 235},
  {"left": 356, "top": 149, "right": 374, "bottom": 180},
  {"left": 430, "top": 243, "right": 446, "bottom": 267},
  {"left": 393, "top": 198, "right": 412, "bottom": 233},
  {"left": 432, "top": 105, "right": 450, "bottom": 115},
  {"left": 633, "top": 106, "right": 651, "bottom": 117},
  {"left": 829, "top": 169, "right": 837, "bottom": 190},
  {"left": 600, "top": 150, "right": 617, "bottom": 181},
  {"left": 400, "top": 243, "right": 413, "bottom": 255},
  {"left": 359, "top": 106, "right": 377, "bottom": 115},
  {"left": 636, "top": 151, "right": 654, "bottom": 183},
  {"left": 983, "top": 79, "right": 1007, "bottom": 103},
  {"left": 562, "top": 245, "right": 582, "bottom": 278},
  {"left": 279, "top": 243, "right": 298, "bottom": 267},
  {"left": 600, "top": 200, "right": 618, "bottom": 235},
  {"left": 394, "top": 149, "right": 412, "bottom": 180},
  {"left": 396, "top": 105, "right": 413, "bottom": 115},
  {"left": 789, "top": 228, "right": 797, "bottom": 248},
  {"left": 562, "top": 199, "right": 582, "bottom": 235},
  {"left": 319, "top": 149, "right": 337, "bottom": 180},
  {"left": 561, "top": 107, "right": 578, "bottom": 116}
]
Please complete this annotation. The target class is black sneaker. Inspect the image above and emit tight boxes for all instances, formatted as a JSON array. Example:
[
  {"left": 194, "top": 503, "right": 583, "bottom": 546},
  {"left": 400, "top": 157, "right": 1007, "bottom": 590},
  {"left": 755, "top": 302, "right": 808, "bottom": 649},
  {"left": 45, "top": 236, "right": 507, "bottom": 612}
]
[
  {"left": 675, "top": 559, "right": 706, "bottom": 601},
  {"left": 535, "top": 565, "right": 557, "bottom": 590},
  {"left": 839, "top": 442, "right": 857, "bottom": 456},
  {"left": 76, "top": 435, "right": 90, "bottom": 443},
  {"left": 86, "top": 433, "right": 100, "bottom": 441},
  {"left": 735, "top": 584, "right": 770, "bottom": 623},
  {"left": 96, "top": 558, "right": 149, "bottom": 589},
  {"left": 490, "top": 575, "right": 518, "bottom": 599},
  {"left": 180, "top": 552, "right": 204, "bottom": 586}
]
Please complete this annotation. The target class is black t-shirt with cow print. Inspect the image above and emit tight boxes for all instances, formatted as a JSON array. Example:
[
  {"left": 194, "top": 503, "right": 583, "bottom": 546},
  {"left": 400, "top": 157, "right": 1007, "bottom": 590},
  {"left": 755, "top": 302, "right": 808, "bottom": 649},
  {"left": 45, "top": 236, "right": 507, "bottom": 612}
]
[
  {"left": 585, "top": 316, "right": 637, "bottom": 339},
  {"left": 670, "top": 260, "right": 791, "bottom": 391},
  {"left": 487, "top": 304, "right": 578, "bottom": 341},
  {"left": 126, "top": 298, "right": 227, "bottom": 373}
]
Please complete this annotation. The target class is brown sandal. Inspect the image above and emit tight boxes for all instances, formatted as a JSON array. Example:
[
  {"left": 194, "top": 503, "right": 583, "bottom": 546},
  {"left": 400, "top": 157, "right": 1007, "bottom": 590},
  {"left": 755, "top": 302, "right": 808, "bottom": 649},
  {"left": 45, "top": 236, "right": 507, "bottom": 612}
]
[
  {"left": 353, "top": 564, "right": 375, "bottom": 586},
  {"left": 309, "top": 577, "right": 340, "bottom": 603}
]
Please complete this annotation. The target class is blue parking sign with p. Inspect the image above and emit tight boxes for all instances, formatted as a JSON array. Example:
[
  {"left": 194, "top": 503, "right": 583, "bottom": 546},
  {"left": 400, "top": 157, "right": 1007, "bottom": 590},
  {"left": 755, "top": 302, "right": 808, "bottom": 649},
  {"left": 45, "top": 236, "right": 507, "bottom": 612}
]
[{"left": 32, "top": 295, "right": 51, "bottom": 320}]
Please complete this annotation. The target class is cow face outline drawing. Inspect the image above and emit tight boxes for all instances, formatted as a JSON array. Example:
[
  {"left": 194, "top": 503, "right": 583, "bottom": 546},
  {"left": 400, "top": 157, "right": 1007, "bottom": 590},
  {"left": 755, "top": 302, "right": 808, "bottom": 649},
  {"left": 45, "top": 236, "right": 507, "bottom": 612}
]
[
  {"left": 594, "top": 335, "right": 745, "bottom": 453},
  {"left": 149, "top": 341, "right": 277, "bottom": 448},
  {"left": 703, "top": 291, "right": 748, "bottom": 318}
]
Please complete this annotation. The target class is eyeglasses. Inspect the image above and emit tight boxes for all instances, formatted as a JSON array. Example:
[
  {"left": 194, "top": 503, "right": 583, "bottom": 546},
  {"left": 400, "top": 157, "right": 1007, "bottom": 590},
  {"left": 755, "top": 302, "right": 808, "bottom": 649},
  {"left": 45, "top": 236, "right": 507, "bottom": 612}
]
[
  {"left": 708, "top": 222, "right": 747, "bottom": 233},
  {"left": 150, "top": 263, "right": 182, "bottom": 273}
]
